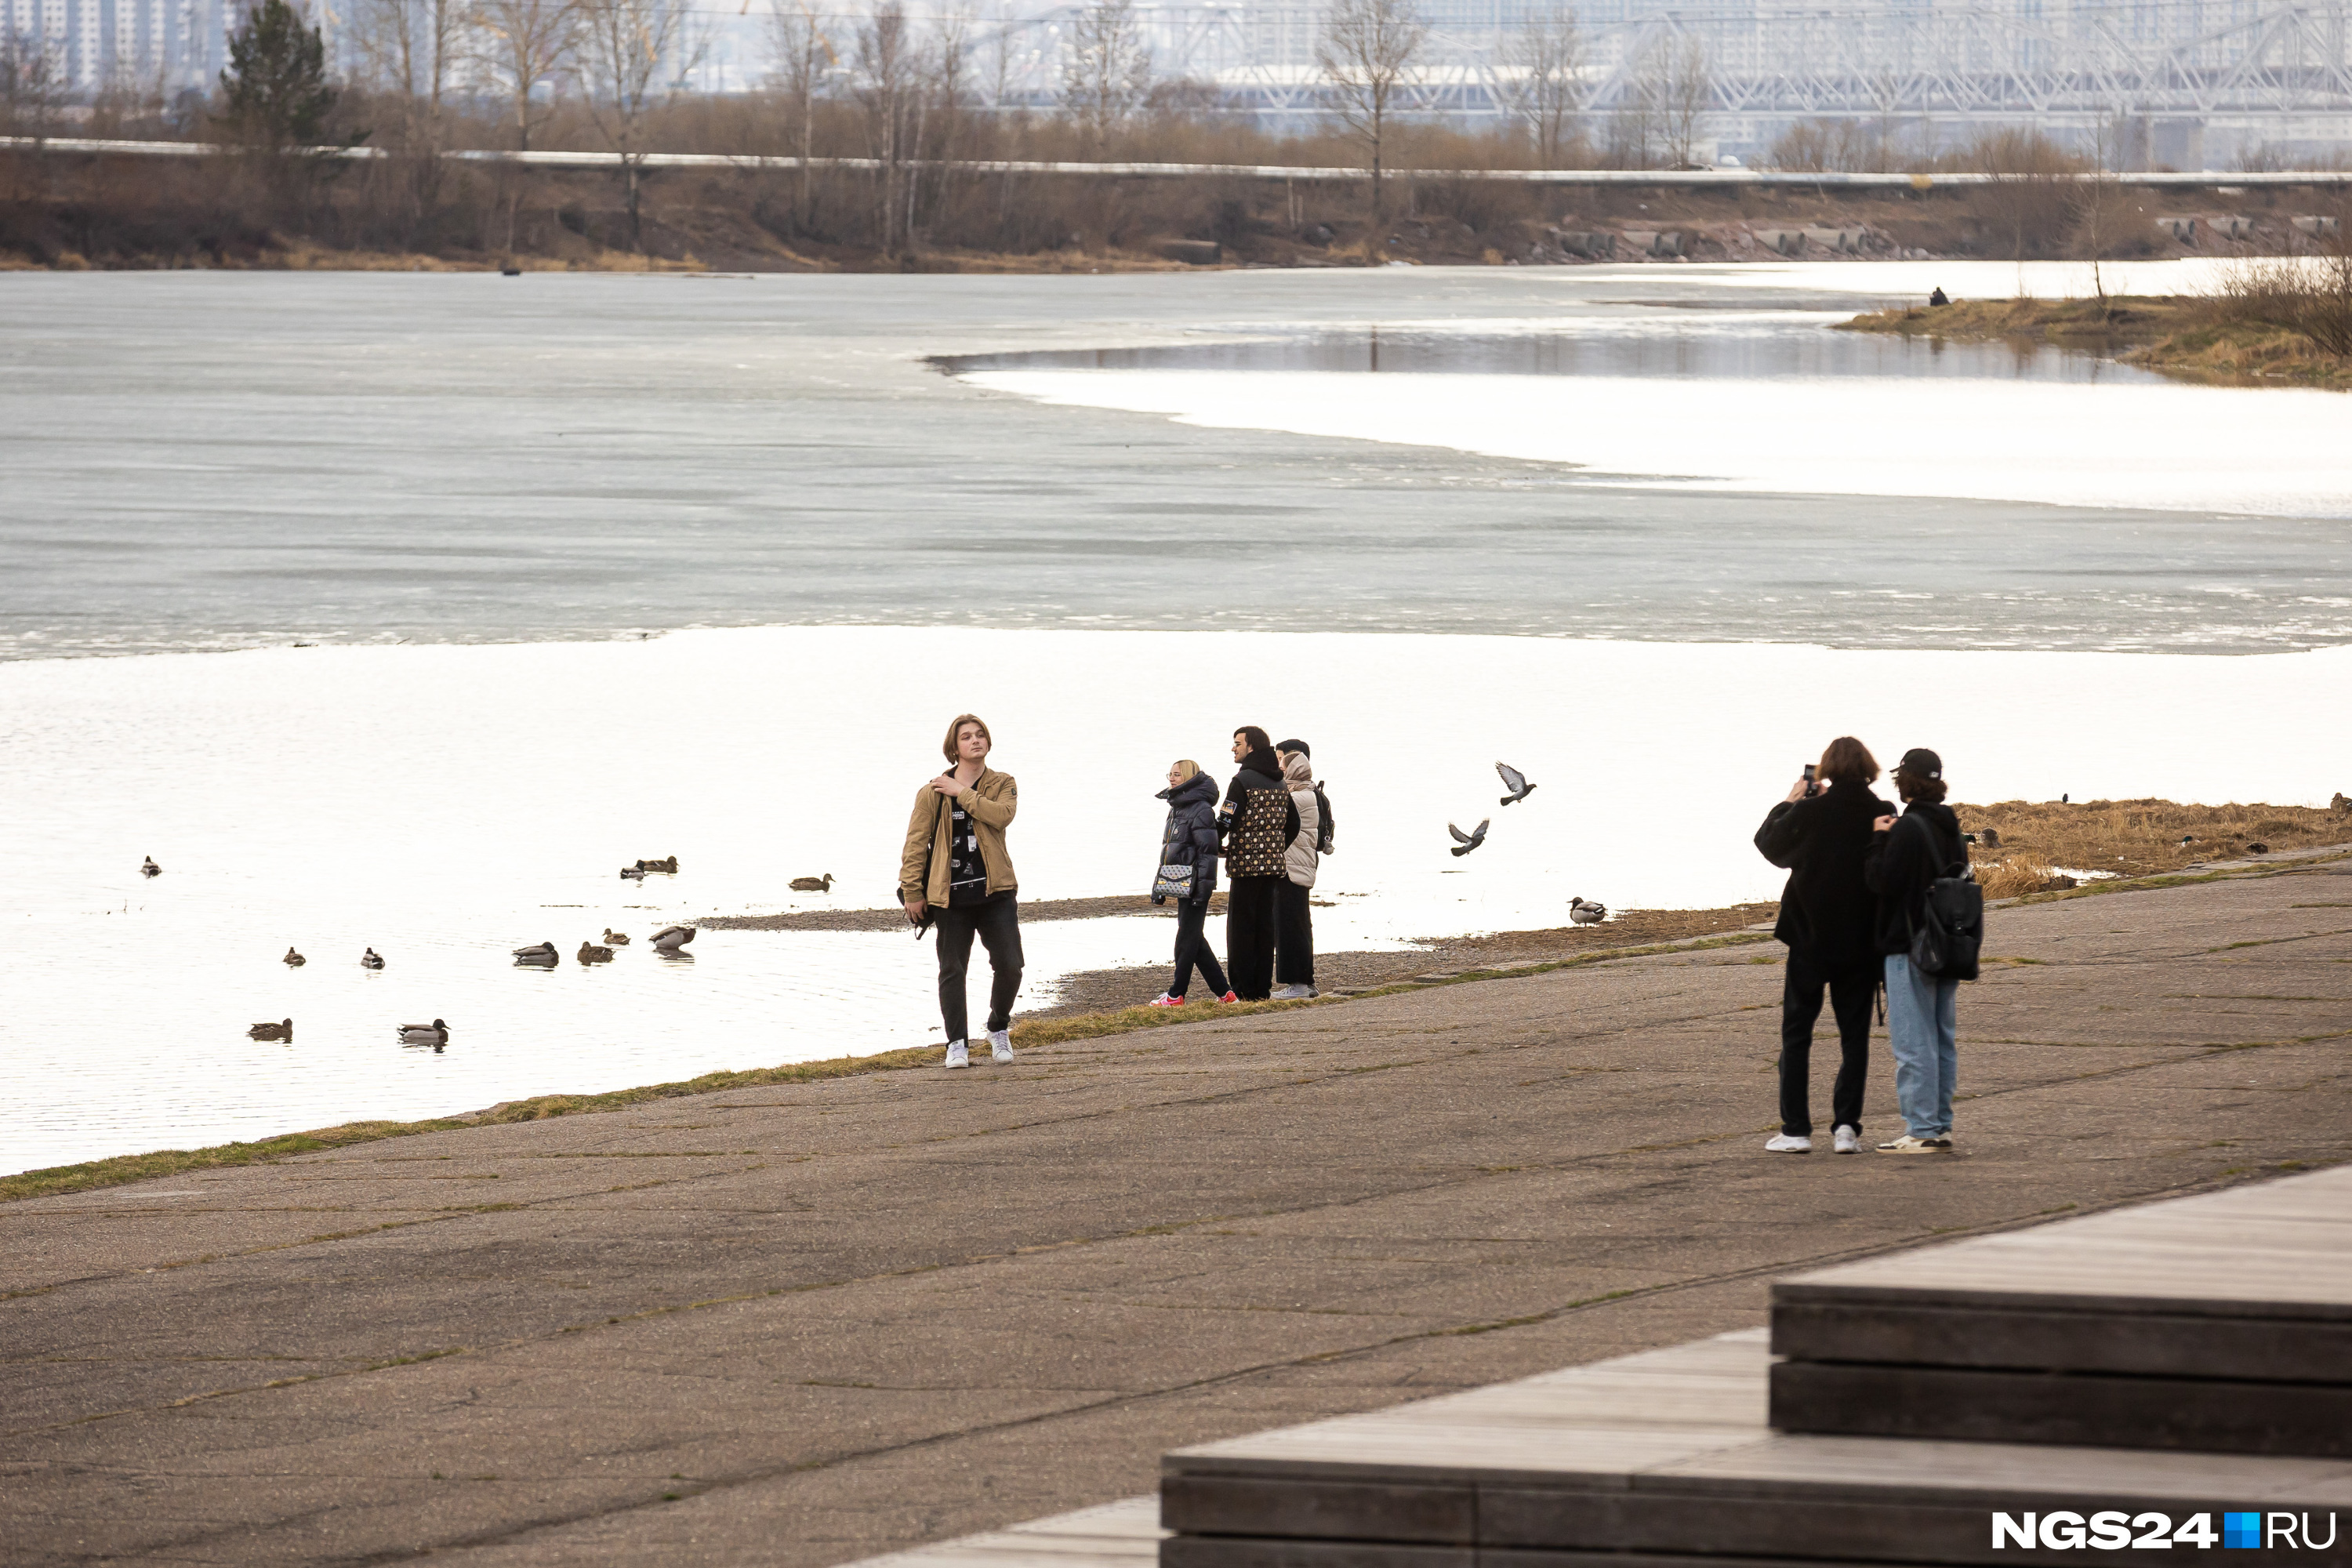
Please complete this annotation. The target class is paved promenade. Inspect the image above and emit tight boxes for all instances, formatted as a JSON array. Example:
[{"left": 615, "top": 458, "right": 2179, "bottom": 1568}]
[{"left": 5, "top": 861, "right": 2350, "bottom": 1566}]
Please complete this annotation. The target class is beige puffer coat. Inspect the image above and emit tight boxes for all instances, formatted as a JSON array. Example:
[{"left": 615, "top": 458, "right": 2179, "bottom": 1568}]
[{"left": 1283, "top": 753, "right": 1320, "bottom": 889}]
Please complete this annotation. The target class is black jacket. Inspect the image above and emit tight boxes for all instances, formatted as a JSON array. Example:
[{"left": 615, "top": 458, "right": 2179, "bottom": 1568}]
[
  {"left": 1755, "top": 779, "right": 1894, "bottom": 974},
  {"left": 1221, "top": 747, "right": 1298, "bottom": 854},
  {"left": 1863, "top": 800, "right": 1966, "bottom": 956},
  {"left": 1156, "top": 771, "right": 1222, "bottom": 901}
]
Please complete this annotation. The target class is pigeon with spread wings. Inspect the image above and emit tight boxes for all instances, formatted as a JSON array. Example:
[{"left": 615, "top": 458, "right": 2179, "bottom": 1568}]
[
  {"left": 1448, "top": 819, "right": 1490, "bottom": 858},
  {"left": 1496, "top": 762, "right": 1537, "bottom": 806}
]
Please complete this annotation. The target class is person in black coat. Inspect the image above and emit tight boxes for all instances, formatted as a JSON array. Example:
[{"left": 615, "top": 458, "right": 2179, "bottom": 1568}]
[
  {"left": 1754, "top": 736, "right": 1894, "bottom": 1153},
  {"left": 1864, "top": 747, "right": 1969, "bottom": 1152},
  {"left": 1218, "top": 725, "right": 1297, "bottom": 1001},
  {"left": 1152, "top": 761, "right": 1233, "bottom": 1005}
]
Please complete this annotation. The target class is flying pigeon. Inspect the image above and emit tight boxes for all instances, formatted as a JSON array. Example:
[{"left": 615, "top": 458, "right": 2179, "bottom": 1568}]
[
  {"left": 1448, "top": 819, "right": 1489, "bottom": 857},
  {"left": 1496, "top": 762, "right": 1537, "bottom": 807}
]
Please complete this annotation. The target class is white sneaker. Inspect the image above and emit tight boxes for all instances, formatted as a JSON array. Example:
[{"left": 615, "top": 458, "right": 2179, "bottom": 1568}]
[
  {"left": 989, "top": 1030, "right": 1013, "bottom": 1063},
  {"left": 1877, "top": 1134, "right": 1940, "bottom": 1154},
  {"left": 1832, "top": 1125, "right": 1860, "bottom": 1154},
  {"left": 944, "top": 1040, "right": 970, "bottom": 1069},
  {"left": 1270, "top": 983, "right": 1315, "bottom": 1000},
  {"left": 1765, "top": 1133, "right": 1812, "bottom": 1152}
]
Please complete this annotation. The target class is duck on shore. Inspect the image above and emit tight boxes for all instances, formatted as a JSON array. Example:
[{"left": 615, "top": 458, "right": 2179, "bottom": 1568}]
[
  {"left": 397, "top": 1018, "right": 449, "bottom": 1045},
  {"left": 789, "top": 873, "right": 835, "bottom": 893},
  {"left": 1570, "top": 897, "right": 1608, "bottom": 925},
  {"left": 248, "top": 1018, "right": 292, "bottom": 1041},
  {"left": 282, "top": 947, "right": 306, "bottom": 967},
  {"left": 602, "top": 928, "right": 630, "bottom": 945},
  {"left": 361, "top": 948, "right": 386, "bottom": 969}
]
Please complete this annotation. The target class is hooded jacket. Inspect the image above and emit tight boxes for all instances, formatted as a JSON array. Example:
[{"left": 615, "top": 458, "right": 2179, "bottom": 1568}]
[
  {"left": 1863, "top": 800, "right": 1967, "bottom": 956},
  {"left": 1156, "top": 771, "right": 1221, "bottom": 902},
  {"left": 1755, "top": 777, "right": 1896, "bottom": 975},
  {"left": 1282, "top": 753, "right": 1321, "bottom": 889},
  {"left": 898, "top": 767, "right": 1017, "bottom": 909},
  {"left": 1221, "top": 746, "right": 1299, "bottom": 856}
]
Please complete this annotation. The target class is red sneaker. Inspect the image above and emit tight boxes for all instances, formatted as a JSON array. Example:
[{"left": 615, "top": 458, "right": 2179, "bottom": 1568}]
[
  {"left": 1149, "top": 993, "right": 1185, "bottom": 1008},
  {"left": 1219, "top": 991, "right": 1240, "bottom": 1004}
]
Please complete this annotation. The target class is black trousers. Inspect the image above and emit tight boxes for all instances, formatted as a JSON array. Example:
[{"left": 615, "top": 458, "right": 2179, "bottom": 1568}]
[
  {"left": 1780, "top": 946, "right": 1875, "bottom": 1136},
  {"left": 1225, "top": 876, "right": 1280, "bottom": 1000},
  {"left": 1275, "top": 880, "right": 1315, "bottom": 985},
  {"left": 1170, "top": 898, "right": 1229, "bottom": 1000},
  {"left": 935, "top": 894, "right": 1022, "bottom": 1042}
]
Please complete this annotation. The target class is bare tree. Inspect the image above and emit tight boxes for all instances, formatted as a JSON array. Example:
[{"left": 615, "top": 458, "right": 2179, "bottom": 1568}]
[
  {"left": 348, "top": 0, "right": 470, "bottom": 238},
  {"left": 1060, "top": 0, "right": 1149, "bottom": 157},
  {"left": 576, "top": 0, "right": 705, "bottom": 249},
  {"left": 766, "top": 0, "right": 833, "bottom": 228},
  {"left": 920, "top": 9, "right": 972, "bottom": 239},
  {"left": 1, "top": 30, "right": 66, "bottom": 140},
  {"left": 1503, "top": 0, "right": 1581, "bottom": 169},
  {"left": 1317, "top": 0, "right": 1424, "bottom": 237},
  {"left": 475, "top": 0, "right": 577, "bottom": 152},
  {"left": 855, "top": 1, "right": 919, "bottom": 257},
  {"left": 1656, "top": 32, "right": 1708, "bottom": 167}
]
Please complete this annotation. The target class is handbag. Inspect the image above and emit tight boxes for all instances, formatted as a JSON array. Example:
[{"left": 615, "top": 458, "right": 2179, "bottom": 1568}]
[
  {"left": 1227, "top": 788, "right": 1291, "bottom": 878},
  {"left": 1152, "top": 861, "right": 1196, "bottom": 902}
]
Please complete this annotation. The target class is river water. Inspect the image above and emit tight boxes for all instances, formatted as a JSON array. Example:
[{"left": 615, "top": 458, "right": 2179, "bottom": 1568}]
[{"left": 3, "top": 260, "right": 2348, "bottom": 1175}]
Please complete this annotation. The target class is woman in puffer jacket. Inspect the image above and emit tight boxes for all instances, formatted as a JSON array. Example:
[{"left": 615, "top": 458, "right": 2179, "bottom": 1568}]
[
  {"left": 1271, "top": 745, "right": 1321, "bottom": 1000},
  {"left": 1151, "top": 761, "right": 1236, "bottom": 1007}
]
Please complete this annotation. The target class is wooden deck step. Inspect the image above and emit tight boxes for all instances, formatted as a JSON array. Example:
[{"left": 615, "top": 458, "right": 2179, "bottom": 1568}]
[
  {"left": 1771, "top": 1164, "right": 2352, "bottom": 1456},
  {"left": 1160, "top": 1330, "right": 2352, "bottom": 1566},
  {"left": 842, "top": 1497, "right": 1162, "bottom": 1567}
]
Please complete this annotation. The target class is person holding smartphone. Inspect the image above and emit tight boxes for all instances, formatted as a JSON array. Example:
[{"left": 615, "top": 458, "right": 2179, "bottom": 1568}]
[
  {"left": 899, "top": 713, "right": 1022, "bottom": 1069},
  {"left": 1753, "top": 737, "right": 1894, "bottom": 1153}
]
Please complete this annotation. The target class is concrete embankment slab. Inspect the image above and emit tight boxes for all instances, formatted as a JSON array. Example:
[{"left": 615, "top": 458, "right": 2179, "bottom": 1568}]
[{"left": 3, "top": 862, "right": 2348, "bottom": 1565}]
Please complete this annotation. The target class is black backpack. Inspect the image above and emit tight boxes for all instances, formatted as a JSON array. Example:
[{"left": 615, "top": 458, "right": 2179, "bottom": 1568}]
[
  {"left": 1313, "top": 783, "right": 1335, "bottom": 856},
  {"left": 1905, "top": 820, "right": 1983, "bottom": 982}
]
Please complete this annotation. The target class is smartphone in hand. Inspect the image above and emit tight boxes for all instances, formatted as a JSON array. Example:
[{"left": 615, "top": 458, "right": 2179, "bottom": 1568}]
[{"left": 1802, "top": 763, "right": 1818, "bottom": 797}]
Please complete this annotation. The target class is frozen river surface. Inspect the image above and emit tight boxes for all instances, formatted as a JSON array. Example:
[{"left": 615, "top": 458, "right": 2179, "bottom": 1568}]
[{"left": 3, "top": 260, "right": 2350, "bottom": 1174}]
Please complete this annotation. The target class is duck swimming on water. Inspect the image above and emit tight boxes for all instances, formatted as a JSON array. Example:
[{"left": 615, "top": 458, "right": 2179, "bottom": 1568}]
[
  {"left": 789, "top": 873, "right": 834, "bottom": 893},
  {"left": 397, "top": 1018, "right": 450, "bottom": 1045},
  {"left": 602, "top": 929, "right": 630, "bottom": 945},
  {"left": 361, "top": 948, "right": 386, "bottom": 969},
  {"left": 141, "top": 856, "right": 162, "bottom": 877},
  {"left": 578, "top": 942, "right": 614, "bottom": 964},
  {"left": 249, "top": 1018, "right": 292, "bottom": 1041},
  {"left": 651, "top": 924, "right": 695, "bottom": 953},
  {"left": 283, "top": 947, "right": 307, "bottom": 967}
]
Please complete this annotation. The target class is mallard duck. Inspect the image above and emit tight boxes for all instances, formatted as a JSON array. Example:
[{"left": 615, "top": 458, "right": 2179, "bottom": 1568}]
[
  {"left": 578, "top": 942, "right": 614, "bottom": 964},
  {"left": 620, "top": 866, "right": 646, "bottom": 880},
  {"left": 141, "top": 856, "right": 162, "bottom": 877},
  {"left": 512, "top": 942, "right": 557, "bottom": 961},
  {"left": 248, "top": 1018, "right": 292, "bottom": 1041},
  {"left": 1569, "top": 897, "right": 1607, "bottom": 925},
  {"left": 638, "top": 856, "right": 679, "bottom": 873},
  {"left": 361, "top": 948, "right": 386, "bottom": 969},
  {"left": 789, "top": 873, "right": 835, "bottom": 893},
  {"left": 282, "top": 947, "right": 307, "bottom": 967},
  {"left": 602, "top": 929, "right": 630, "bottom": 945},
  {"left": 397, "top": 1018, "right": 449, "bottom": 1044},
  {"left": 650, "top": 924, "right": 695, "bottom": 953}
]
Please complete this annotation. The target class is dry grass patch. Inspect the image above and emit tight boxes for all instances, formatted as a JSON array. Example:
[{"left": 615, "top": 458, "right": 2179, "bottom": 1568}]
[{"left": 1957, "top": 797, "right": 2352, "bottom": 884}]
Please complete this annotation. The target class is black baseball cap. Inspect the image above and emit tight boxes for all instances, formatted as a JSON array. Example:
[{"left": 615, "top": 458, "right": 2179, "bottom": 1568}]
[
  {"left": 1275, "top": 739, "right": 1309, "bottom": 757},
  {"left": 1896, "top": 747, "right": 1943, "bottom": 780}
]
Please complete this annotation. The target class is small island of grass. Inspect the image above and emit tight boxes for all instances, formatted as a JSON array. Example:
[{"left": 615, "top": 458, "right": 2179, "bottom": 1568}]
[{"left": 1840, "top": 292, "right": 2352, "bottom": 390}]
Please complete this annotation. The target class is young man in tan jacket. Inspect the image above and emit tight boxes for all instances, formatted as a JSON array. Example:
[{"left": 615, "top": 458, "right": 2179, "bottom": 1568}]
[{"left": 899, "top": 713, "right": 1021, "bottom": 1069}]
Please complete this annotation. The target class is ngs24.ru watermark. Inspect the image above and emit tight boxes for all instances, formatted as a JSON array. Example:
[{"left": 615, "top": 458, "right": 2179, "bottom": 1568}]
[{"left": 1994, "top": 1513, "right": 2339, "bottom": 1551}]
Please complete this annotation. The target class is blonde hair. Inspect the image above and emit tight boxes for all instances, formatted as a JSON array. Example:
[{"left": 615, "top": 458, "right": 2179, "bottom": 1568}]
[
  {"left": 1171, "top": 759, "right": 1200, "bottom": 783},
  {"left": 942, "top": 713, "right": 992, "bottom": 764}
]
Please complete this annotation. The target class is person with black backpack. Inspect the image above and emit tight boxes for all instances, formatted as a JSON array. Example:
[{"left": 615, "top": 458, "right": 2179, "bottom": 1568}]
[{"left": 1864, "top": 747, "right": 1980, "bottom": 1153}]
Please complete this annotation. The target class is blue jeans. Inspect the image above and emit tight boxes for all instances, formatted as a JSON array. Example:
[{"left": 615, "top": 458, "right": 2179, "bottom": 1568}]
[{"left": 1884, "top": 954, "right": 1958, "bottom": 1138}]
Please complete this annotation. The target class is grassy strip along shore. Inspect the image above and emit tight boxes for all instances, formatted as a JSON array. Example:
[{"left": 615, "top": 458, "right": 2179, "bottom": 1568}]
[{"left": 1840, "top": 294, "right": 2352, "bottom": 389}]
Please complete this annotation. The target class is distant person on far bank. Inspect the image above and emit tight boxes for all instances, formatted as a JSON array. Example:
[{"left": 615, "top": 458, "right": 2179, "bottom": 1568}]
[
  {"left": 1271, "top": 739, "right": 1328, "bottom": 1000},
  {"left": 1150, "top": 759, "right": 1236, "bottom": 1007},
  {"left": 1929, "top": 286, "right": 1950, "bottom": 307},
  {"left": 900, "top": 713, "right": 1022, "bottom": 1069},
  {"left": 1755, "top": 736, "right": 1894, "bottom": 1155},
  {"left": 1865, "top": 748, "right": 1974, "bottom": 1152},
  {"left": 1218, "top": 726, "right": 1297, "bottom": 1001}
]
